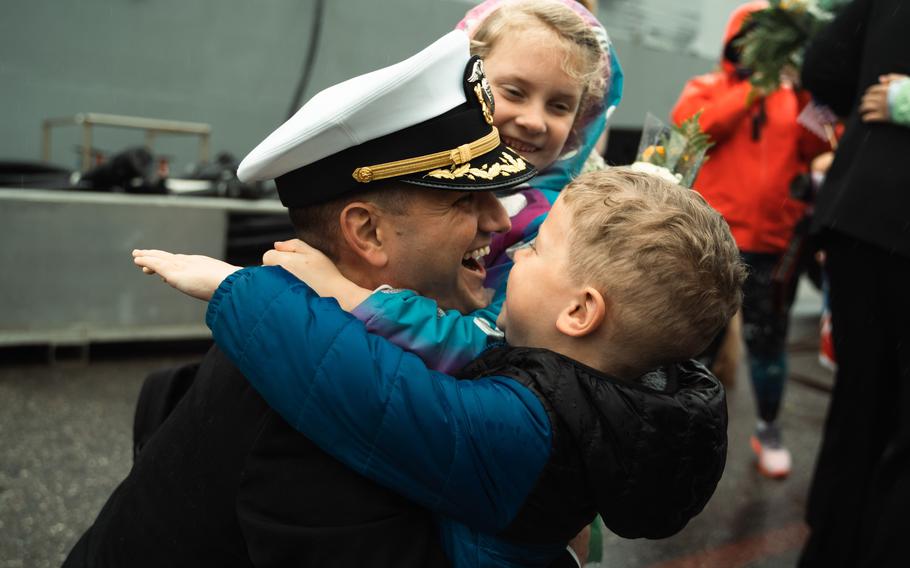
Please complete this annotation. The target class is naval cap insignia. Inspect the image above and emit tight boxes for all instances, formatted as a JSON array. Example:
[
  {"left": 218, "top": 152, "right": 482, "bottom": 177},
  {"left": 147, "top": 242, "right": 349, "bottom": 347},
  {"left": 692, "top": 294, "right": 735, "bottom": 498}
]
[{"left": 464, "top": 56, "right": 495, "bottom": 125}]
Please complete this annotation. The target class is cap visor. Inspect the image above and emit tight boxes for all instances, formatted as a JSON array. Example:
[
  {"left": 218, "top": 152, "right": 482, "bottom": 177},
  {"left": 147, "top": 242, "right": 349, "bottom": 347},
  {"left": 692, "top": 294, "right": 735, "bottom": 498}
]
[{"left": 399, "top": 143, "right": 536, "bottom": 191}]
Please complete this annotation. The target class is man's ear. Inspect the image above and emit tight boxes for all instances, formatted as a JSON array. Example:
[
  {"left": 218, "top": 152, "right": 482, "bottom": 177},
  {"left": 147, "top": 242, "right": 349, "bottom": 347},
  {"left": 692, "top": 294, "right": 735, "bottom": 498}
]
[
  {"left": 556, "top": 287, "right": 607, "bottom": 338},
  {"left": 338, "top": 202, "right": 389, "bottom": 269}
]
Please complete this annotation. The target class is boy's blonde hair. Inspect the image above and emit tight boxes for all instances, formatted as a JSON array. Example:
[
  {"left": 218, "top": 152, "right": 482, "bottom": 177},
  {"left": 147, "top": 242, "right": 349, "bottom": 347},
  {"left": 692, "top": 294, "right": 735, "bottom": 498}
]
[
  {"left": 469, "top": 0, "right": 607, "bottom": 150},
  {"left": 561, "top": 168, "right": 746, "bottom": 367}
]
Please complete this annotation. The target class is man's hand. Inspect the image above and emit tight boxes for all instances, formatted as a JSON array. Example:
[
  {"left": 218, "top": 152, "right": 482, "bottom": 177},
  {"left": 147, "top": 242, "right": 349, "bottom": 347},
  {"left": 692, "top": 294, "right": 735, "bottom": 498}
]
[
  {"left": 263, "top": 239, "right": 371, "bottom": 311},
  {"left": 132, "top": 249, "right": 240, "bottom": 301},
  {"left": 860, "top": 74, "right": 908, "bottom": 123}
]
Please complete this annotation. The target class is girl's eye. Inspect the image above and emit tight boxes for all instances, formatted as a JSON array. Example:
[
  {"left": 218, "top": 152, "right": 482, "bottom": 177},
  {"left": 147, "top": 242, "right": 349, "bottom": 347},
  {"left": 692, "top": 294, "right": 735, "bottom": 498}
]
[
  {"left": 499, "top": 86, "right": 523, "bottom": 99},
  {"left": 549, "top": 102, "right": 573, "bottom": 115}
]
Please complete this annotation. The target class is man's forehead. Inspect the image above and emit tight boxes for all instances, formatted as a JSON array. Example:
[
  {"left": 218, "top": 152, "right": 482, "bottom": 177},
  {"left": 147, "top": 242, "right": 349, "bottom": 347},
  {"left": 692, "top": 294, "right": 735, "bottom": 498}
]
[{"left": 406, "top": 187, "right": 471, "bottom": 208}]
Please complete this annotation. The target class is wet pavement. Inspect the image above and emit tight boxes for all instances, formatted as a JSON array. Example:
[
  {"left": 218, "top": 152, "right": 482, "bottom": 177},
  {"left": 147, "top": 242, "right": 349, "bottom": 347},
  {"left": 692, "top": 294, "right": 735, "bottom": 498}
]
[{"left": 0, "top": 288, "right": 834, "bottom": 568}]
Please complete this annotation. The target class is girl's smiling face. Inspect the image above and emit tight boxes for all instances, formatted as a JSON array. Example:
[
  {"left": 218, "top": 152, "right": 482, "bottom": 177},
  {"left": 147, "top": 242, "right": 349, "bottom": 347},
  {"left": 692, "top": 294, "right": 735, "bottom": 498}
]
[{"left": 483, "top": 25, "right": 584, "bottom": 171}]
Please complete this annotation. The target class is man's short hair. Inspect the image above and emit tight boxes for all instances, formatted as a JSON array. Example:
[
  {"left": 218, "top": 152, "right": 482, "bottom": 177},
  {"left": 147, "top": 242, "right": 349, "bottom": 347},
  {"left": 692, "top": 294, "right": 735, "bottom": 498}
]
[
  {"left": 561, "top": 168, "right": 746, "bottom": 366},
  {"left": 287, "top": 182, "right": 410, "bottom": 261}
]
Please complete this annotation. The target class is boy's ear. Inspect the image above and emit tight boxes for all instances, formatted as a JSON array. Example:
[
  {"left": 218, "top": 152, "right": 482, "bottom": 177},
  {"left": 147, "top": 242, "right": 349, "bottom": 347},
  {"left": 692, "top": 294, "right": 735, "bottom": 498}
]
[
  {"left": 338, "top": 202, "right": 390, "bottom": 269},
  {"left": 556, "top": 287, "right": 607, "bottom": 338}
]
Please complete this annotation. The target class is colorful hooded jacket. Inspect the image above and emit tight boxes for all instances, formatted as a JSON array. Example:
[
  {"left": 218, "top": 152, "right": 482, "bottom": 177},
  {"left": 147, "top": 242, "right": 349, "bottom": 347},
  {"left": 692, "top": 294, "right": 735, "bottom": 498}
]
[
  {"left": 352, "top": 0, "right": 624, "bottom": 374},
  {"left": 206, "top": 266, "right": 728, "bottom": 568},
  {"left": 670, "top": 0, "right": 830, "bottom": 254}
]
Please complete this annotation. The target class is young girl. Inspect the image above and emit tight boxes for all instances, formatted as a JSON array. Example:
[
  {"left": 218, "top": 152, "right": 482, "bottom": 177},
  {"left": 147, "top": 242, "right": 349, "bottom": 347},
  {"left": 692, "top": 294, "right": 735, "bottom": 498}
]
[{"left": 266, "top": 0, "right": 623, "bottom": 374}]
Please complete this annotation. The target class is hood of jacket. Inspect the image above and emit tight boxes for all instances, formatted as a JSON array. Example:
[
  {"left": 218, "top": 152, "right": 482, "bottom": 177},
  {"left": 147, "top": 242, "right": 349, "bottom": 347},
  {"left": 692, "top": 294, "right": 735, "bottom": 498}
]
[
  {"left": 721, "top": 1, "right": 769, "bottom": 76},
  {"left": 462, "top": 346, "right": 728, "bottom": 540}
]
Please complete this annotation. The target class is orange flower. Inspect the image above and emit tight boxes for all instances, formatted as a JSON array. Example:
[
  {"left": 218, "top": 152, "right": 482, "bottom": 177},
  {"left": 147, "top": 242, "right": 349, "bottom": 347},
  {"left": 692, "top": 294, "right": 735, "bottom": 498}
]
[{"left": 642, "top": 145, "right": 666, "bottom": 161}]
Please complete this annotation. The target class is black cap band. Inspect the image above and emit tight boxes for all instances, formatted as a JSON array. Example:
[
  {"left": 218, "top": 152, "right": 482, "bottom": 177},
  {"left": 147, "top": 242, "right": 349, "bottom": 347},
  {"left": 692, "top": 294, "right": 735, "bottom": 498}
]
[{"left": 276, "top": 102, "right": 490, "bottom": 207}]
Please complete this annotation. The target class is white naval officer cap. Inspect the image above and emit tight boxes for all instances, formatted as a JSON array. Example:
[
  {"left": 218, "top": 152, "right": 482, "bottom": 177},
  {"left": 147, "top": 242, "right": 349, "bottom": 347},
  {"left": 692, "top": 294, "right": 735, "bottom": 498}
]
[{"left": 237, "top": 30, "right": 535, "bottom": 208}]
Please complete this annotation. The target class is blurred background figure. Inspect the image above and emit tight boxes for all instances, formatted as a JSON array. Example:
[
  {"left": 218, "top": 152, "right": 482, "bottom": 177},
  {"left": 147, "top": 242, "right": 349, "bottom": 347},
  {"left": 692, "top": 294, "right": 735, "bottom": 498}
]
[
  {"left": 799, "top": 0, "right": 910, "bottom": 565},
  {"left": 671, "top": 0, "right": 832, "bottom": 480}
]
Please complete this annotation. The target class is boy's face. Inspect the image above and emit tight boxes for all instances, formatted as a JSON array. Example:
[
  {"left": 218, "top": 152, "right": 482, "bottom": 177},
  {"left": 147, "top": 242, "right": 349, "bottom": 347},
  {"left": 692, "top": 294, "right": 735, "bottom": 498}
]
[
  {"left": 498, "top": 197, "right": 577, "bottom": 347},
  {"left": 484, "top": 26, "right": 582, "bottom": 172}
]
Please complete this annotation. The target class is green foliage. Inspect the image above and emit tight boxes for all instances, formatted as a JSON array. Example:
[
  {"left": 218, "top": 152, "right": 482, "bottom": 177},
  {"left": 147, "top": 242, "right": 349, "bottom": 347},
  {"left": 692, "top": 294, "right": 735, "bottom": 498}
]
[
  {"left": 639, "top": 112, "right": 715, "bottom": 187},
  {"left": 735, "top": 0, "right": 834, "bottom": 98}
]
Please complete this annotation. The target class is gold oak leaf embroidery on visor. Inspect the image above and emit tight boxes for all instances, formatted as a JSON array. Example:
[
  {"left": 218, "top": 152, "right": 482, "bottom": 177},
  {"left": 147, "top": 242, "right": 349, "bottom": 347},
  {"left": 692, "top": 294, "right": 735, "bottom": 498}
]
[{"left": 424, "top": 152, "right": 528, "bottom": 181}]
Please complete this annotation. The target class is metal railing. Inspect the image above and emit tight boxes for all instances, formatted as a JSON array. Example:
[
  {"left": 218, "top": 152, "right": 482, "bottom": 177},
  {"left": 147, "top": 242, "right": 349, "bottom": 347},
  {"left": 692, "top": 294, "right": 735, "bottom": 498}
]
[{"left": 42, "top": 112, "right": 211, "bottom": 171}]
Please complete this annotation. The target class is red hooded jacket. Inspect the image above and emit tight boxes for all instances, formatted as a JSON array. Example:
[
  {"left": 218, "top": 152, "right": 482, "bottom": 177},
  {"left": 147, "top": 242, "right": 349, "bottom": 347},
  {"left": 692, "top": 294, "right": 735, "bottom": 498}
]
[{"left": 671, "top": 1, "right": 830, "bottom": 253}]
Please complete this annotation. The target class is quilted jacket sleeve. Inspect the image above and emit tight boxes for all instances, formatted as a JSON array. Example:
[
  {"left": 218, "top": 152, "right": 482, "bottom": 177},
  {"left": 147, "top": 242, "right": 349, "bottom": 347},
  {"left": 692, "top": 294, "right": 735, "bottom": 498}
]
[
  {"left": 206, "top": 266, "right": 551, "bottom": 533},
  {"left": 890, "top": 78, "right": 910, "bottom": 126}
]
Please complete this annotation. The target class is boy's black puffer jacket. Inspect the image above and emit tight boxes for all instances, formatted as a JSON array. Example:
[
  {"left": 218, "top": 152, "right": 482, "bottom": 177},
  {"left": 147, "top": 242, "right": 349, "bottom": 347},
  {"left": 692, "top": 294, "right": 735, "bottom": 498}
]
[{"left": 459, "top": 346, "right": 727, "bottom": 544}]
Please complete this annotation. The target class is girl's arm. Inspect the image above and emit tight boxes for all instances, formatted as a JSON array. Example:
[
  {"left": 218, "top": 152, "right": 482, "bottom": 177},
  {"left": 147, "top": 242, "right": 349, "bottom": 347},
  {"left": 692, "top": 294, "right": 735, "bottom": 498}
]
[
  {"left": 206, "top": 266, "right": 551, "bottom": 533},
  {"left": 133, "top": 242, "right": 506, "bottom": 375},
  {"left": 352, "top": 288, "right": 502, "bottom": 374},
  {"left": 266, "top": 239, "right": 507, "bottom": 374},
  {"left": 132, "top": 249, "right": 239, "bottom": 301}
]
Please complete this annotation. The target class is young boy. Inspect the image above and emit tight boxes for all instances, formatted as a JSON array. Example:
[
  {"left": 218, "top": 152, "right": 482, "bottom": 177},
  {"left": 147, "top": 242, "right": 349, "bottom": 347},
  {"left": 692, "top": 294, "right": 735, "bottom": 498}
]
[{"left": 135, "top": 167, "right": 746, "bottom": 567}]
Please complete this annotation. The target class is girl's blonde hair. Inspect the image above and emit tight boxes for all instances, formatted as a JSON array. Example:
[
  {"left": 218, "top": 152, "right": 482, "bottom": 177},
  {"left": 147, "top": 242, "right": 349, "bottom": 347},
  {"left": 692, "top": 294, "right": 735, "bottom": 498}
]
[{"left": 468, "top": 0, "right": 607, "bottom": 150}]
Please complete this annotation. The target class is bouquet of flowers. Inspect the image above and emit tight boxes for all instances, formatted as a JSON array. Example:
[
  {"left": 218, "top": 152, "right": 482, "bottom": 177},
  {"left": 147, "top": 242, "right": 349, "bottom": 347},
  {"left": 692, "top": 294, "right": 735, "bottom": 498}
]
[
  {"left": 632, "top": 112, "right": 714, "bottom": 188},
  {"left": 734, "top": 0, "right": 839, "bottom": 98}
]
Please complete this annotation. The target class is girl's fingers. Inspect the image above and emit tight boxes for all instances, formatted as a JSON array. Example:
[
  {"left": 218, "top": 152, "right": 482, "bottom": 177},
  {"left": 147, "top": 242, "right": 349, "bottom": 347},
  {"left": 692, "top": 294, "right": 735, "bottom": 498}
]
[
  {"left": 133, "top": 249, "right": 177, "bottom": 261},
  {"left": 263, "top": 250, "right": 295, "bottom": 266},
  {"left": 274, "top": 239, "right": 317, "bottom": 253},
  {"left": 273, "top": 239, "right": 304, "bottom": 251},
  {"left": 134, "top": 255, "right": 155, "bottom": 270}
]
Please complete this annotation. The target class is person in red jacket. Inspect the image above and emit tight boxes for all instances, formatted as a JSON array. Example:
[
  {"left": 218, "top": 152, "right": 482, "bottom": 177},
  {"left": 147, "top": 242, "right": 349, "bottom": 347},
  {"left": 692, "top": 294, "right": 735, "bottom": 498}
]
[{"left": 671, "top": 0, "right": 830, "bottom": 479}]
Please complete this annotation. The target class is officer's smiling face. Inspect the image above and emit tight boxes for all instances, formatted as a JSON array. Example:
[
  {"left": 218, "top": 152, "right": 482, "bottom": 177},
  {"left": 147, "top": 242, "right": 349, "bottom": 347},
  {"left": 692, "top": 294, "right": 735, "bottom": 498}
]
[{"left": 380, "top": 188, "right": 510, "bottom": 313}]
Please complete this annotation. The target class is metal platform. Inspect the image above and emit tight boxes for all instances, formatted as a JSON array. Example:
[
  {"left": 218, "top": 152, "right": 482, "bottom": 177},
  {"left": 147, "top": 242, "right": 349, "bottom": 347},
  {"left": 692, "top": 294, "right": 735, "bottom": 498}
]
[{"left": 0, "top": 188, "right": 286, "bottom": 348}]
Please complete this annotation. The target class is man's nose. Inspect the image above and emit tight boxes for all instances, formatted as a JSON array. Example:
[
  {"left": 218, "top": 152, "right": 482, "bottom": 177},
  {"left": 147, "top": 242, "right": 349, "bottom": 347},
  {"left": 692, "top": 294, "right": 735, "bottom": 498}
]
[{"left": 476, "top": 192, "right": 511, "bottom": 234}]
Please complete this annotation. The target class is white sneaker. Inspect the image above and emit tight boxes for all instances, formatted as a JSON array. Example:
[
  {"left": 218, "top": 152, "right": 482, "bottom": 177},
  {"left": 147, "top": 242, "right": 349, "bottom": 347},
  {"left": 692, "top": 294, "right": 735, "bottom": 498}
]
[{"left": 751, "top": 422, "right": 791, "bottom": 479}]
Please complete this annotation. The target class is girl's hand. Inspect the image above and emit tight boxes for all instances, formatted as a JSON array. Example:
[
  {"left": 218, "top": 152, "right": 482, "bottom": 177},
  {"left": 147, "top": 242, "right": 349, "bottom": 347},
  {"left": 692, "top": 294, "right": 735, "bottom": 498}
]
[
  {"left": 132, "top": 249, "right": 240, "bottom": 301},
  {"left": 263, "top": 239, "right": 371, "bottom": 311},
  {"left": 265, "top": 239, "right": 341, "bottom": 282}
]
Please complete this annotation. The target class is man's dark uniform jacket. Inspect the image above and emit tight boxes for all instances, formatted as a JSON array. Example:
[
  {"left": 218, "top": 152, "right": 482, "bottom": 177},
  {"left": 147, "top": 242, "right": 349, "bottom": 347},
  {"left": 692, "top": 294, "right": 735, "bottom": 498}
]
[{"left": 63, "top": 346, "right": 448, "bottom": 567}]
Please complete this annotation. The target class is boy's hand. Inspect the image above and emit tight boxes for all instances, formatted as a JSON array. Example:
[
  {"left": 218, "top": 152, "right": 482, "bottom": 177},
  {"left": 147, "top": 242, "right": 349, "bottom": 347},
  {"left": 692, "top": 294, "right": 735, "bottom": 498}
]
[
  {"left": 132, "top": 249, "right": 240, "bottom": 301},
  {"left": 264, "top": 239, "right": 370, "bottom": 311}
]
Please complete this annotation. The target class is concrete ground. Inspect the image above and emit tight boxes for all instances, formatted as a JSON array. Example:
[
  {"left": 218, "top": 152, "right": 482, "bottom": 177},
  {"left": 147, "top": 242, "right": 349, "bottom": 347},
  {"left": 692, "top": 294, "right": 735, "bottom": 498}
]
[{"left": 0, "top": 284, "right": 834, "bottom": 568}]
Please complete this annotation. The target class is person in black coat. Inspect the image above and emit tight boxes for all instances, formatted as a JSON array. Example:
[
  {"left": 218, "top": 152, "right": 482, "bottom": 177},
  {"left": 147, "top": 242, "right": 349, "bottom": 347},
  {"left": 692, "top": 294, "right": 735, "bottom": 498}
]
[
  {"left": 63, "top": 31, "right": 549, "bottom": 568},
  {"left": 64, "top": 346, "right": 448, "bottom": 568},
  {"left": 800, "top": 1, "right": 910, "bottom": 566}
]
